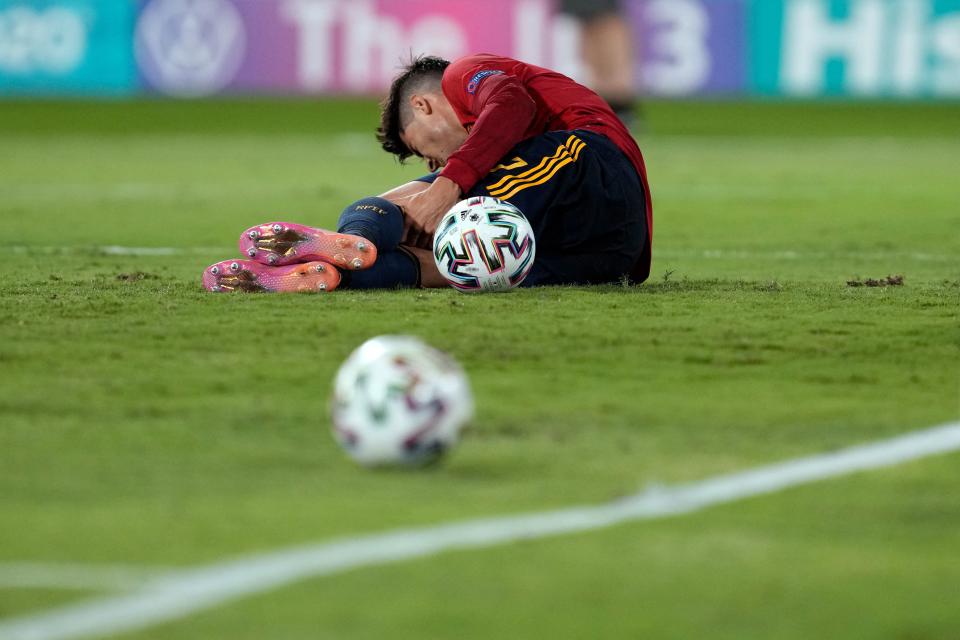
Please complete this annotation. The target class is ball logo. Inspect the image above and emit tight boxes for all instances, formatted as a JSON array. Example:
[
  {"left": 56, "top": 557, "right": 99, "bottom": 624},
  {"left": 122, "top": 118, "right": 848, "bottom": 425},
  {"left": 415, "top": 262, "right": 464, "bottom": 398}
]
[{"left": 135, "top": 0, "right": 246, "bottom": 97}]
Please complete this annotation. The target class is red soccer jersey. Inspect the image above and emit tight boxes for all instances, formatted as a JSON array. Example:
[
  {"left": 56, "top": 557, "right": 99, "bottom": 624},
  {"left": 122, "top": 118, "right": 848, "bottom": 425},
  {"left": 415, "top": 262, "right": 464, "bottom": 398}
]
[{"left": 438, "top": 53, "right": 652, "bottom": 282}]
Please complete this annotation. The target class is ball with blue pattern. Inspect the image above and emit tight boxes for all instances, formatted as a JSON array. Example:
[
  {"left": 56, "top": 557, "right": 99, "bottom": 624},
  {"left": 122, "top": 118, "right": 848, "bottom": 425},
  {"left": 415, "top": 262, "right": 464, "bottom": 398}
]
[{"left": 432, "top": 197, "right": 536, "bottom": 293}]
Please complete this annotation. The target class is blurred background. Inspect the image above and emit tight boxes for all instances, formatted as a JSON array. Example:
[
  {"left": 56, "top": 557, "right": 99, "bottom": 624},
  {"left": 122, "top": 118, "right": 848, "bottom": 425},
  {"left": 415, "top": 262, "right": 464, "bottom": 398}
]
[{"left": 2, "top": 0, "right": 958, "bottom": 102}]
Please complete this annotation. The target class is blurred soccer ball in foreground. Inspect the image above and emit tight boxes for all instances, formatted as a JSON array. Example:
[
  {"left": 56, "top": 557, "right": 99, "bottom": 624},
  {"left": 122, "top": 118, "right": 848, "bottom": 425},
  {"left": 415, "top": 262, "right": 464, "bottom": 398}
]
[
  {"left": 433, "top": 196, "right": 536, "bottom": 292},
  {"left": 331, "top": 336, "right": 473, "bottom": 466}
]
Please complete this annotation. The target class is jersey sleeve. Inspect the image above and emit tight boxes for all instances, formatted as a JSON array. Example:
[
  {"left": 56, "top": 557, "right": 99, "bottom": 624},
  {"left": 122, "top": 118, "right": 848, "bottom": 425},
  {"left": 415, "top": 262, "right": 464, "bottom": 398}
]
[{"left": 439, "top": 57, "right": 537, "bottom": 194}]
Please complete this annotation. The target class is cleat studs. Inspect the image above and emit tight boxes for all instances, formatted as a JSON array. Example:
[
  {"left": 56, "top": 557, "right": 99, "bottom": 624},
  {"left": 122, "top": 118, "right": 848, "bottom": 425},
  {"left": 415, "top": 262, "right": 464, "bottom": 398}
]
[
  {"left": 267, "top": 254, "right": 278, "bottom": 265},
  {"left": 315, "top": 264, "right": 325, "bottom": 273},
  {"left": 211, "top": 285, "right": 221, "bottom": 292},
  {"left": 357, "top": 241, "right": 368, "bottom": 252},
  {"left": 318, "top": 283, "right": 327, "bottom": 291},
  {"left": 230, "top": 262, "right": 240, "bottom": 272},
  {"left": 247, "top": 229, "right": 259, "bottom": 240},
  {"left": 272, "top": 224, "right": 283, "bottom": 234},
  {"left": 351, "top": 258, "right": 363, "bottom": 270},
  {"left": 210, "top": 266, "right": 220, "bottom": 275},
  {"left": 247, "top": 247, "right": 257, "bottom": 257}
]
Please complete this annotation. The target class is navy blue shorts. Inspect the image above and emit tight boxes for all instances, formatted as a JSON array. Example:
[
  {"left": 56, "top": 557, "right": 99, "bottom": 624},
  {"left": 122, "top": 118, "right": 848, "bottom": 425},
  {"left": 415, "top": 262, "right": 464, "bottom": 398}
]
[{"left": 418, "top": 130, "right": 647, "bottom": 286}]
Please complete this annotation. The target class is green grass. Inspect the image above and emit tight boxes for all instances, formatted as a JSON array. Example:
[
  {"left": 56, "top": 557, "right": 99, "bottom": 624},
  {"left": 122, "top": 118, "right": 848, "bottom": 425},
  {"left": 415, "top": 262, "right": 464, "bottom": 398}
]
[{"left": 0, "top": 99, "right": 958, "bottom": 638}]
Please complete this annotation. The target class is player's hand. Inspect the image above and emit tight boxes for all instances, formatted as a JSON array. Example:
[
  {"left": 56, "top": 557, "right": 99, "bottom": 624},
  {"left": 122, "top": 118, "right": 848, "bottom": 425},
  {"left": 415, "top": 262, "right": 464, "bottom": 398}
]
[{"left": 402, "top": 176, "right": 461, "bottom": 249}]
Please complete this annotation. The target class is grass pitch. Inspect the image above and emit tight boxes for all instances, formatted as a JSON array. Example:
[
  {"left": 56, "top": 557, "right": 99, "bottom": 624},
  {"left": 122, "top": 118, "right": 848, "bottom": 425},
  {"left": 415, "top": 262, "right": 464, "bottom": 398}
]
[{"left": 0, "top": 99, "right": 958, "bottom": 639}]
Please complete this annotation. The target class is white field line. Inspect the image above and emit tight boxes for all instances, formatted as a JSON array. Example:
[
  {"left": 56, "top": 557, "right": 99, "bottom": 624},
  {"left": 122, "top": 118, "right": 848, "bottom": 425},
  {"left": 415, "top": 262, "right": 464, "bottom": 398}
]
[
  {"left": 1, "top": 421, "right": 958, "bottom": 640},
  {"left": 645, "top": 134, "right": 959, "bottom": 148},
  {"left": 8, "top": 246, "right": 223, "bottom": 257},
  {"left": 655, "top": 248, "right": 956, "bottom": 263},
  {"left": 0, "top": 565, "right": 167, "bottom": 592},
  {"left": 7, "top": 245, "right": 956, "bottom": 263}
]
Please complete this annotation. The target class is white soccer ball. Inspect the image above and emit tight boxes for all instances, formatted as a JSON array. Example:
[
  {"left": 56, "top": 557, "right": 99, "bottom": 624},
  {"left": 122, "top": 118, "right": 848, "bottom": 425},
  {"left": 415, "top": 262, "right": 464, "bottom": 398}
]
[
  {"left": 330, "top": 336, "right": 473, "bottom": 466},
  {"left": 433, "top": 196, "right": 536, "bottom": 292}
]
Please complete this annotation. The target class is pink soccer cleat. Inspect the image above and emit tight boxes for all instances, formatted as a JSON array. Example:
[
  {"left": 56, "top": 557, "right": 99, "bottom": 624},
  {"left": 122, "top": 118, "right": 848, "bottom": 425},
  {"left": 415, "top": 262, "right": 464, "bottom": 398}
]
[
  {"left": 202, "top": 259, "right": 340, "bottom": 293},
  {"left": 239, "top": 222, "right": 376, "bottom": 270}
]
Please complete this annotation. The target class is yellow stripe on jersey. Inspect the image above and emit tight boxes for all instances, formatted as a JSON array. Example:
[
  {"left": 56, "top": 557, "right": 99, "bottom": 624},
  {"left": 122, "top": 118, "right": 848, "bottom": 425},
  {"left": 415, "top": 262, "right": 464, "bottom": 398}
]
[
  {"left": 494, "top": 139, "right": 586, "bottom": 200},
  {"left": 486, "top": 134, "right": 581, "bottom": 192},
  {"left": 490, "top": 157, "right": 528, "bottom": 172},
  {"left": 487, "top": 150, "right": 567, "bottom": 197},
  {"left": 487, "top": 136, "right": 586, "bottom": 200}
]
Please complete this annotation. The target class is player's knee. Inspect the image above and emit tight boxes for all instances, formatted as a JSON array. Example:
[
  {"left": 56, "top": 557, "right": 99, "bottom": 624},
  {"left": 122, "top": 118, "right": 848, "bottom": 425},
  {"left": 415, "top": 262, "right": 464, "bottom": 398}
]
[{"left": 337, "top": 196, "right": 404, "bottom": 252}]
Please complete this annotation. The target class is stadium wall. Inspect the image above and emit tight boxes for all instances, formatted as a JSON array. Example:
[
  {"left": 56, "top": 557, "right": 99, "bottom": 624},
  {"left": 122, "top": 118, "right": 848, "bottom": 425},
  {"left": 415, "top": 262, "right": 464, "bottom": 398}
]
[{"left": 1, "top": 0, "right": 958, "bottom": 99}]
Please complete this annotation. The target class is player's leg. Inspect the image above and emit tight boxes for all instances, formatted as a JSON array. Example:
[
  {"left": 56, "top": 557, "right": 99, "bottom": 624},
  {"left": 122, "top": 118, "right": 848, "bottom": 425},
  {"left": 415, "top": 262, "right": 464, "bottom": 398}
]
[
  {"left": 205, "top": 170, "right": 447, "bottom": 292},
  {"left": 559, "top": 0, "right": 638, "bottom": 127},
  {"left": 580, "top": 12, "right": 637, "bottom": 125},
  {"left": 468, "top": 129, "right": 647, "bottom": 286},
  {"left": 399, "top": 246, "right": 448, "bottom": 288},
  {"left": 525, "top": 130, "right": 645, "bottom": 285},
  {"left": 209, "top": 195, "right": 415, "bottom": 292},
  {"left": 202, "top": 259, "right": 340, "bottom": 293},
  {"left": 235, "top": 179, "right": 430, "bottom": 271},
  {"left": 239, "top": 222, "right": 377, "bottom": 270},
  {"left": 332, "top": 196, "right": 426, "bottom": 289},
  {"left": 380, "top": 178, "right": 451, "bottom": 288}
]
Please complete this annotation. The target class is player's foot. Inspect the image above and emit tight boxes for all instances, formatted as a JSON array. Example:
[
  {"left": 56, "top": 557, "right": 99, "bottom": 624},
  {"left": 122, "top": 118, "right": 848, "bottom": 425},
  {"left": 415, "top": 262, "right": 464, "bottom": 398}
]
[
  {"left": 239, "top": 222, "right": 376, "bottom": 270},
  {"left": 202, "top": 259, "right": 340, "bottom": 293}
]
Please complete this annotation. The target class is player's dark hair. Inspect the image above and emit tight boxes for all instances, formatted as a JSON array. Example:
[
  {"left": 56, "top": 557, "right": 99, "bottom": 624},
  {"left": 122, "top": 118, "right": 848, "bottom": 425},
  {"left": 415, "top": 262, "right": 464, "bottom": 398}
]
[{"left": 377, "top": 55, "right": 450, "bottom": 162}]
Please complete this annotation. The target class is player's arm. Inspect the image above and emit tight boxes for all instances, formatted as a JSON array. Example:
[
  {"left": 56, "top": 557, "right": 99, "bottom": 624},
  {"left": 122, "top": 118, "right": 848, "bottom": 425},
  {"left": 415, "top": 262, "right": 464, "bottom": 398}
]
[
  {"left": 380, "top": 180, "right": 430, "bottom": 205},
  {"left": 401, "top": 60, "right": 538, "bottom": 247},
  {"left": 439, "top": 65, "right": 538, "bottom": 195}
]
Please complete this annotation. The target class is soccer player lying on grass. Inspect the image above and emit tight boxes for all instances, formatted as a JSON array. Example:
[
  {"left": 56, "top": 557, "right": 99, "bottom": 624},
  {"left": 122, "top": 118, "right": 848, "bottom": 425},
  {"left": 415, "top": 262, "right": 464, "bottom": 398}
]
[{"left": 203, "top": 54, "right": 652, "bottom": 293}]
